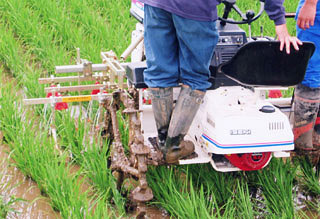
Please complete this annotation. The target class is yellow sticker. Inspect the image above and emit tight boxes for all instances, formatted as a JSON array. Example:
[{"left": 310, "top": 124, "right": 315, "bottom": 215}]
[{"left": 62, "top": 96, "right": 92, "bottom": 103}]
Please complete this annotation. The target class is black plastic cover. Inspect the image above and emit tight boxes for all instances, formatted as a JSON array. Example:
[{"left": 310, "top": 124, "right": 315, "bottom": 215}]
[
  {"left": 218, "top": 41, "right": 315, "bottom": 86},
  {"left": 126, "top": 61, "right": 148, "bottom": 88}
]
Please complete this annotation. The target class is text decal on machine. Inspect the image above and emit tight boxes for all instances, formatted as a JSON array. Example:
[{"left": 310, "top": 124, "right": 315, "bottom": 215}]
[
  {"left": 230, "top": 129, "right": 251, "bottom": 135},
  {"left": 62, "top": 96, "right": 92, "bottom": 103}
]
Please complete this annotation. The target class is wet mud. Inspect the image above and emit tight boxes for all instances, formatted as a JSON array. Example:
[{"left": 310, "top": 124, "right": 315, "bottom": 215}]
[{"left": 0, "top": 143, "right": 60, "bottom": 219}]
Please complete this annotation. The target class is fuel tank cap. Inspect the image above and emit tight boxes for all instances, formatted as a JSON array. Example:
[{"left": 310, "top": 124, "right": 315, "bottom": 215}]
[{"left": 259, "top": 105, "right": 275, "bottom": 113}]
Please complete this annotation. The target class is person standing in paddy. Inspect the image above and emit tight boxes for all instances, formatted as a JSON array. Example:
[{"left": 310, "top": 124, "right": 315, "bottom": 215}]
[
  {"left": 140, "top": 0, "right": 302, "bottom": 164},
  {"left": 293, "top": 0, "right": 320, "bottom": 166}
]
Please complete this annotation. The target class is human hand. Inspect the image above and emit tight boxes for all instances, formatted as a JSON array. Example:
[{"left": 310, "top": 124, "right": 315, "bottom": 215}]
[
  {"left": 297, "top": 1, "right": 317, "bottom": 30},
  {"left": 275, "top": 24, "right": 303, "bottom": 54}
]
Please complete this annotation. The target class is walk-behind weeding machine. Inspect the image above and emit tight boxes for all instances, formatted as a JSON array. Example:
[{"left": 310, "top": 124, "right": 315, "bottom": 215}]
[{"left": 23, "top": 0, "right": 315, "bottom": 216}]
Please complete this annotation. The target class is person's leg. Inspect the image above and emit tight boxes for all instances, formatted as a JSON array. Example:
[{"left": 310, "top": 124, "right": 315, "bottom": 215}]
[
  {"left": 143, "top": 5, "right": 178, "bottom": 149},
  {"left": 163, "top": 15, "right": 219, "bottom": 163},
  {"left": 174, "top": 16, "right": 218, "bottom": 92},
  {"left": 143, "top": 4, "right": 180, "bottom": 88},
  {"left": 165, "top": 84, "right": 205, "bottom": 163},
  {"left": 293, "top": 84, "right": 320, "bottom": 165},
  {"left": 149, "top": 87, "right": 173, "bottom": 150},
  {"left": 295, "top": 25, "right": 320, "bottom": 165},
  {"left": 313, "top": 110, "right": 320, "bottom": 149}
]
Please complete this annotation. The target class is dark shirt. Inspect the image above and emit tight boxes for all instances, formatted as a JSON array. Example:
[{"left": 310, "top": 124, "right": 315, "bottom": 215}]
[{"left": 140, "top": 0, "right": 286, "bottom": 25}]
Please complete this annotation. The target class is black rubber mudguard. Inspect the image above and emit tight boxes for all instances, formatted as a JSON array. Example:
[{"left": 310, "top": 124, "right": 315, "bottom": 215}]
[{"left": 218, "top": 41, "right": 315, "bottom": 86}]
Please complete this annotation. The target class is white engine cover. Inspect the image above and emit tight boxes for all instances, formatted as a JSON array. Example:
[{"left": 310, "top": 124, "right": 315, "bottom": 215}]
[{"left": 188, "top": 86, "right": 294, "bottom": 154}]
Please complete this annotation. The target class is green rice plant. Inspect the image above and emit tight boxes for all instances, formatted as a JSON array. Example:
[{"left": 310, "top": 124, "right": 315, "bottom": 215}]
[
  {"left": 0, "top": 195, "right": 25, "bottom": 219},
  {"left": 0, "top": 0, "right": 71, "bottom": 69},
  {"left": 3, "top": 0, "right": 135, "bottom": 66},
  {"left": 4, "top": 120, "right": 106, "bottom": 218},
  {"left": 298, "top": 158, "right": 320, "bottom": 196},
  {"left": 147, "top": 165, "right": 226, "bottom": 218},
  {"left": 81, "top": 140, "right": 126, "bottom": 215},
  {"left": 187, "top": 163, "right": 238, "bottom": 205},
  {"left": 55, "top": 110, "right": 89, "bottom": 161},
  {"left": 0, "top": 20, "right": 46, "bottom": 102},
  {"left": 0, "top": 0, "right": 305, "bottom": 218},
  {"left": 0, "top": 84, "right": 115, "bottom": 218},
  {"left": 256, "top": 159, "right": 296, "bottom": 218},
  {"left": 88, "top": 195, "right": 119, "bottom": 219},
  {"left": 0, "top": 86, "right": 24, "bottom": 145},
  {"left": 0, "top": 23, "right": 26, "bottom": 80},
  {"left": 233, "top": 179, "right": 257, "bottom": 218},
  {"left": 0, "top": 157, "right": 25, "bottom": 218},
  {"left": 54, "top": 108, "right": 126, "bottom": 214}
]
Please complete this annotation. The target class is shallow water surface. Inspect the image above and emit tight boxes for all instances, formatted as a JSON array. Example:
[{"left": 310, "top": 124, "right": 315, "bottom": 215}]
[{"left": 0, "top": 144, "right": 60, "bottom": 219}]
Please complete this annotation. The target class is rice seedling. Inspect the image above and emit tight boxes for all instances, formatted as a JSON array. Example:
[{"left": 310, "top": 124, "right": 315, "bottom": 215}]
[
  {"left": 0, "top": 83, "right": 117, "bottom": 218},
  {"left": 0, "top": 20, "right": 46, "bottom": 102},
  {"left": 0, "top": 195, "right": 25, "bottom": 219},
  {"left": 0, "top": 0, "right": 310, "bottom": 218},
  {"left": 82, "top": 140, "right": 126, "bottom": 216},
  {"left": 54, "top": 108, "right": 126, "bottom": 214},
  {"left": 233, "top": 179, "right": 257, "bottom": 218},
  {"left": 187, "top": 164, "right": 237, "bottom": 205},
  {"left": 298, "top": 158, "right": 320, "bottom": 196},
  {"left": 147, "top": 165, "right": 219, "bottom": 218},
  {"left": 256, "top": 159, "right": 296, "bottom": 217},
  {"left": 0, "top": 156, "right": 25, "bottom": 218},
  {"left": 55, "top": 110, "right": 89, "bottom": 159}
]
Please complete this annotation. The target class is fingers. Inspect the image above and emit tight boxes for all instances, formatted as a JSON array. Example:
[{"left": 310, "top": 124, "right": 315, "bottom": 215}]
[
  {"left": 280, "top": 39, "right": 284, "bottom": 52},
  {"left": 291, "top": 37, "right": 302, "bottom": 51},
  {"left": 297, "top": 19, "right": 302, "bottom": 29},
  {"left": 275, "top": 24, "right": 302, "bottom": 54},
  {"left": 285, "top": 37, "right": 290, "bottom": 54},
  {"left": 310, "top": 19, "right": 315, "bottom": 26},
  {"left": 298, "top": 18, "right": 305, "bottom": 29},
  {"left": 297, "top": 17, "right": 315, "bottom": 29},
  {"left": 305, "top": 21, "right": 310, "bottom": 29},
  {"left": 281, "top": 37, "right": 302, "bottom": 54},
  {"left": 298, "top": 18, "right": 308, "bottom": 29}
]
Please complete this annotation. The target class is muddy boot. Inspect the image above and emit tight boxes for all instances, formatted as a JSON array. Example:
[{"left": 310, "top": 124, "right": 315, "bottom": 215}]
[
  {"left": 293, "top": 84, "right": 320, "bottom": 165},
  {"left": 312, "top": 108, "right": 320, "bottom": 165},
  {"left": 313, "top": 110, "right": 320, "bottom": 149},
  {"left": 149, "top": 87, "right": 173, "bottom": 152},
  {"left": 164, "top": 85, "right": 205, "bottom": 164}
]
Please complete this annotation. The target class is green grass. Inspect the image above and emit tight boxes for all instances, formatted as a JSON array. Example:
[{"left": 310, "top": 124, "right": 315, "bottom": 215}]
[{"left": 1, "top": 0, "right": 319, "bottom": 218}]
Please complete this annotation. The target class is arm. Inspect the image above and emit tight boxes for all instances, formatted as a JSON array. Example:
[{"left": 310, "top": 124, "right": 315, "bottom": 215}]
[
  {"left": 264, "top": 0, "right": 302, "bottom": 54},
  {"left": 297, "top": 0, "right": 318, "bottom": 30}
]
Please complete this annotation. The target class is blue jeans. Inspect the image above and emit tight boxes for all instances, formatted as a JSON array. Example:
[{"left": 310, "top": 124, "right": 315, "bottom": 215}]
[
  {"left": 296, "top": 0, "right": 320, "bottom": 88},
  {"left": 143, "top": 4, "right": 219, "bottom": 91},
  {"left": 297, "top": 27, "right": 320, "bottom": 88}
]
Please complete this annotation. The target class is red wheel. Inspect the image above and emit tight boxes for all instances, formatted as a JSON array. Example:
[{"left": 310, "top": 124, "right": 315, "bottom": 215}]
[{"left": 225, "top": 152, "right": 272, "bottom": 171}]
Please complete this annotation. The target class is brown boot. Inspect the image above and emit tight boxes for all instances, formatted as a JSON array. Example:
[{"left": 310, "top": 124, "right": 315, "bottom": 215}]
[
  {"left": 164, "top": 85, "right": 205, "bottom": 164},
  {"left": 165, "top": 137, "right": 195, "bottom": 164}
]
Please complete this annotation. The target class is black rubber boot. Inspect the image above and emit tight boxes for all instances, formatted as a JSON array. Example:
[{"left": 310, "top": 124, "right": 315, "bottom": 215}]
[
  {"left": 149, "top": 87, "right": 173, "bottom": 152},
  {"left": 294, "top": 84, "right": 320, "bottom": 165},
  {"left": 164, "top": 85, "right": 205, "bottom": 164}
]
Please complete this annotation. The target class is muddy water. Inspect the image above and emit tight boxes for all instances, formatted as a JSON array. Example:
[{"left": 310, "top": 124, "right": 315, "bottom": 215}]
[{"left": 0, "top": 144, "right": 60, "bottom": 219}]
